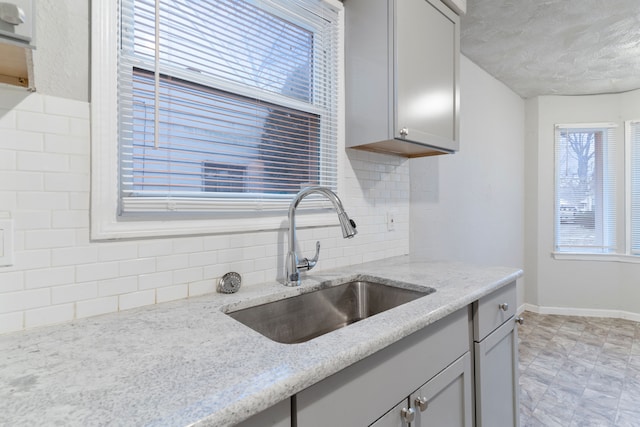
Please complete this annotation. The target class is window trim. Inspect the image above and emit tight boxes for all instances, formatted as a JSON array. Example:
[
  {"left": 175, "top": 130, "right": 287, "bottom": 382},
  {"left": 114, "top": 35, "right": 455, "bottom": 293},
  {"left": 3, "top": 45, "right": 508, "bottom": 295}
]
[
  {"left": 553, "top": 122, "right": 618, "bottom": 254},
  {"left": 90, "top": 0, "right": 346, "bottom": 240}
]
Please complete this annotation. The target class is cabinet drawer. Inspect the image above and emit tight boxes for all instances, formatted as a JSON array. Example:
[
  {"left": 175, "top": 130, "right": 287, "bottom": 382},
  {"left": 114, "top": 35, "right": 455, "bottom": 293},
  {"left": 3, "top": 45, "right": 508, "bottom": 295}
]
[
  {"left": 296, "top": 307, "right": 470, "bottom": 427},
  {"left": 473, "top": 281, "right": 516, "bottom": 341}
]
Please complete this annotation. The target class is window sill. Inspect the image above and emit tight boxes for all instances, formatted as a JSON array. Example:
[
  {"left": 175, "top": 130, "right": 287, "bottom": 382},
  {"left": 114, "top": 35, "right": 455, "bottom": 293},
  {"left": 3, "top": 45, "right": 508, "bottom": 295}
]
[
  {"left": 91, "top": 210, "right": 340, "bottom": 241},
  {"left": 552, "top": 252, "right": 640, "bottom": 264}
]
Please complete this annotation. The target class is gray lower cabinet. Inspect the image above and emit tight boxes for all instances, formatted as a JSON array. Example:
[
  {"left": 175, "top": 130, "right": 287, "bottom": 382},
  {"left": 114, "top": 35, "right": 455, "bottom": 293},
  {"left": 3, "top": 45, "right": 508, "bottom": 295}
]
[
  {"left": 235, "top": 398, "right": 290, "bottom": 427},
  {"left": 473, "top": 282, "right": 520, "bottom": 427},
  {"left": 236, "top": 283, "right": 521, "bottom": 427},
  {"left": 295, "top": 307, "right": 471, "bottom": 426},
  {"left": 372, "top": 351, "right": 472, "bottom": 427},
  {"left": 409, "top": 352, "right": 473, "bottom": 427}
]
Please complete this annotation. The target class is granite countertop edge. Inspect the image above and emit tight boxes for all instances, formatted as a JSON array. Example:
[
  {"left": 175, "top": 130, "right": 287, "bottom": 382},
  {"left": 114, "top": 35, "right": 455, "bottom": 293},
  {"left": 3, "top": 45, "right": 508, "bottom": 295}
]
[{"left": 0, "top": 256, "right": 523, "bottom": 427}]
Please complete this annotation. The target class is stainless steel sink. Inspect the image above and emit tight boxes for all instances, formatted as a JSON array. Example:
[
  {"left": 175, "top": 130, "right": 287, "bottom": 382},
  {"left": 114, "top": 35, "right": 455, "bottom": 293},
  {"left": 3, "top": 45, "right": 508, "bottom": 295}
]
[{"left": 226, "top": 280, "right": 434, "bottom": 344}]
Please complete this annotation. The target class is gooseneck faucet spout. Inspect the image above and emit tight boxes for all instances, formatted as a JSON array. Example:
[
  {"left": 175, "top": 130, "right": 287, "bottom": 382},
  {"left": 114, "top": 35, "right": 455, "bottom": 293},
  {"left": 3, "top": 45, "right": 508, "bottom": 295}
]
[{"left": 285, "top": 186, "right": 357, "bottom": 286}]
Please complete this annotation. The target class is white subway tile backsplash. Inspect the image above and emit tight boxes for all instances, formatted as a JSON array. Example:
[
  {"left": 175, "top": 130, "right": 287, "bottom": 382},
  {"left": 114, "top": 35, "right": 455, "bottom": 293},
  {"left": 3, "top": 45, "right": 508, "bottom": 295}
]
[
  {"left": 69, "top": 155, "right": 90, "bottom": 173},
  {"left": 188, "top": 251, "right": 218, "bottom": 268},
  {"left": 0, "top": 109, "right": 16, "bottom": 128},
  {"left": 188, "top": 279, "right": 215, "bottom": 297},
  {"left": 0, "top": 150, "right": 16, "bottom": 170},
  {"left": 76, "top": 261, "right": 120, "bottom": 282},
  {"left": 0, "top": 129, "right": 44, "bottom": 151},
  {"left": 0, "top": 271, "right": 24, "bottom": 293},
  {"left": 0, "top": 288, "right": 50, "bottom": 313},
  {"left": 24, "top": 266, "right": 75, "bottom": 289},
  {"left": 118, "top": 257, "right": 156, "bottom": 277},
  {"left": 0, "top": 92, "right": 410, "bottom": 333},
  {"left": 24, "top": 229, "right": 76, "bottom": 249},
  {"left": 156, "top": 254, "right": 189, "bottom": 272},
  {"left": 18, "top": 151, "right": 69, "bottom": 172},
  {"left": 0, "top": 90, "right": 42, "bottom": 111},
  {"left": 172, "top": 267, "right": 203, "bottom": 285},
  {"left": 51, "top": 282, "right": 97, "bottom": 304},
  {"left": 203, "top": 235, "right": 231, "bottom": 251},
  {"left": 17, "top": 111, "right": 70, "bottom": 135},
  {"left": 43, "top": 96, "right": 90, "bottom": 119},
  {"left": 51, "top": 210, "right": 89, "bottom": 229},
  {"left": 98, "top": 243, "right": 139, "bottom": 262},
  {"left": 76, "top": 296, "right": 118, "bottom": 319},
  {"left": 18, "top": 192, "right": 69, "bottom": 210},
  {"left": 0, "top": 171, "right": 43, "bottom": 191},
  {"left": 51, "top": 246, "right": 98, "bottom": 266},
  {"left": 0, "top": 191, "right": 17, "bottom": 211},
  {"left": 14, "top": 210, "right": 51, "bottom": 230},
  {"left": 69, "top": 117, "right": 90, "bottom": 138},
  {"left": 13, "top": 249, "right": 52, "bottom": 270},
  {"left": 138, "top": 271, "right": 173, "bottom": 291},
  {"left": 172, "top": 237, "right": 204, "bottom": 254},
  {"left": 138, "top": 240, "right": 174, "bottom": 258},
  {"left": 98, "top": 276, "right": 138, "bottom": 297},
  {"left": 44, "top": 173, "right": 90, "bottom": 192},
  {"left": 44, "top": 133, "right": 90, "bottom": 155},
  {"left": 25, "top": 304, "right": 74, "bottom": 328},
  {"left": 156, "top": 284, "right": 188, "bottom": 303},
  {"left": 68, "top": 192, "right": 89, "bottom": 210},
  {"left": 119, "top": 290, "right": 155, "bottom": 311},
  {"left": 0, "top": 312, "right": 23, "bottom": 334}
]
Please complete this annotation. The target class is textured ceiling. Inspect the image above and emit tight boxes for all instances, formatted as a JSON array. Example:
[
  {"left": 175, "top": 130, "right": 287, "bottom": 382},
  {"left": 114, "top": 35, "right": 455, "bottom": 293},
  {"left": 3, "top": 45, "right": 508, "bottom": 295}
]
[{"left": 460, "top": 0, "right": 640, "bottom": 98}]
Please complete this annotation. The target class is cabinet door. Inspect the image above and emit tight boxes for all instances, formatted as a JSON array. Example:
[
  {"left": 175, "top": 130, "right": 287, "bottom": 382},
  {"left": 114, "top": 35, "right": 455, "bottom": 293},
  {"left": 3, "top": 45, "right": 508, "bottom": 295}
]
[
  {"left": 369, "top": 398, "right": 410, "bottom": 427},
  {"left": 395, "top": 0, "right": 459, "bottom": 151},
  {"left": 236, "top": 398, "right": 290, "bottom": 427},
  {"left": 410, "top": 352, "right": 472, "bottom": 427},
  {"left": 296, "top": 308, "right": 469, "bottom": 427},
  {"left": 474, "top": 318, "right": 520, "bottom": 427}
]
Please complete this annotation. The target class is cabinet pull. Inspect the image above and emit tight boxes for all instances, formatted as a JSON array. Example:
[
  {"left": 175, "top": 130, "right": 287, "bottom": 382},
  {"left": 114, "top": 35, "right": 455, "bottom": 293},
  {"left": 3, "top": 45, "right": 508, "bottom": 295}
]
[
  {"left": 401, "top": 407, "right": 416, "bottom": 423},
  {"left": 400, "top": 127, "right": 409, "bottom": 137},
  {"left": 414, "top": 396, "right": 428, "bottom": 412},
  {"left": 498, "top": 303, "right": 509, "bottom": 311},
  {"left": 515, "top": 316, "right": 524, "bottom": 325}
]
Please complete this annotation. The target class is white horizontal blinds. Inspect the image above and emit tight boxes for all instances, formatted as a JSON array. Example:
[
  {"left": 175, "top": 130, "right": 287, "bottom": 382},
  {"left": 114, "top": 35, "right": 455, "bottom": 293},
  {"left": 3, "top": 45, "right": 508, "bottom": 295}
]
[
  {"left": 118, "top": 0, "right": 339, "bottom": 210},
  {"left": 629, "top": 121, "right": 640, "bottom": 254},
  {"left": 555, "top": 124, "right": 617, "bottom": 253}
]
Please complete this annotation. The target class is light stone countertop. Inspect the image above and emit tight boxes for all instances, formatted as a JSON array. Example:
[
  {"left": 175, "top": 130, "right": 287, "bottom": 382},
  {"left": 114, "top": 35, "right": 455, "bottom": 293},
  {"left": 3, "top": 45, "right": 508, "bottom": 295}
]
[{"left": 0, "top": 256, "right": 523, "bottom": 426}]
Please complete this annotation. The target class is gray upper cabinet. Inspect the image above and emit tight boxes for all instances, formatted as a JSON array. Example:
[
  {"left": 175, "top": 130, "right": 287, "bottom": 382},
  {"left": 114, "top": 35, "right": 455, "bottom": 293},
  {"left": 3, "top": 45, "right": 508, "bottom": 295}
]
[
  {"left": 0, "top": 0, "right": 35, "bottom": 88},
  {"left": 345, "top": 0, "right": 460, "bottom": 157}
]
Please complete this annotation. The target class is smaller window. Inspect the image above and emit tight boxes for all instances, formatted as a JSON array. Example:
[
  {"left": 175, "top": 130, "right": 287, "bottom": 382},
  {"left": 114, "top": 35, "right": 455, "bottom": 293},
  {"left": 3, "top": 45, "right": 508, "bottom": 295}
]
[
  {"left": 554, "top": 124, "right": 617, "bottom": 253},
  {"left": 628, "top": 120, "right": 640, "bottom": 254}
]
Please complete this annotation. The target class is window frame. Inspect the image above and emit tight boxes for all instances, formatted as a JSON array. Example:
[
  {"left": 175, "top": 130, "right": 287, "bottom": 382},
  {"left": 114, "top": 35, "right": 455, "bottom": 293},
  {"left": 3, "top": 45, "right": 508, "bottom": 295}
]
[
  {"left": 90, "top": 0, "right": 345, "bottom": 240},
  {"left": 553, "top": 123, "right": 618, "bottom": 255}
]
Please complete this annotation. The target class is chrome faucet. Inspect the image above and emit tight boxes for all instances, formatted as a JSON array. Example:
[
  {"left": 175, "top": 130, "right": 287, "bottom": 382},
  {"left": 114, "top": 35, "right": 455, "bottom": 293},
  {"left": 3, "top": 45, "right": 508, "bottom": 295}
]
[{"left": 285, "top": 186, "right": 357, "bottom": 286}]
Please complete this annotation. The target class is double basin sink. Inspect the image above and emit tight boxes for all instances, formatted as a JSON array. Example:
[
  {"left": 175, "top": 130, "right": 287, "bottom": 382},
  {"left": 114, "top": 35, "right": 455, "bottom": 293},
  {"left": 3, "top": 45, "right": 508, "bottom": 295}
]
[{"left": 227, "top": 280, "right": 435, "bottom": 344}]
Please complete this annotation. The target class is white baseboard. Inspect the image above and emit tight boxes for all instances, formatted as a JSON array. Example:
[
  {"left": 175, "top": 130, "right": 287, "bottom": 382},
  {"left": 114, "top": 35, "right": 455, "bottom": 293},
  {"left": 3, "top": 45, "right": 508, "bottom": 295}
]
[{"left": 520, "top": 303, "right": 640, "bottom": 323}]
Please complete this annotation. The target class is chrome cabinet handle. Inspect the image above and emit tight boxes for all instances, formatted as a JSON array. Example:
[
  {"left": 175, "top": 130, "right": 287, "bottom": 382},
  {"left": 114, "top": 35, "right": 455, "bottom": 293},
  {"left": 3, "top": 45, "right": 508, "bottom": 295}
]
[
  {"left": 400, "top": 127, "right": 409, "bottom": 137},
  {"left": 401, "top": 407, "right": 416, "bottom": 423},
  {"left": 515, "top": 316, "right": 524, "bottom": 325},
  {"left": 414, "top": 396, "right": 428, "bottom": 412},
  {"left": 499, "top": 303, "right": 509, "bottom": 311}
]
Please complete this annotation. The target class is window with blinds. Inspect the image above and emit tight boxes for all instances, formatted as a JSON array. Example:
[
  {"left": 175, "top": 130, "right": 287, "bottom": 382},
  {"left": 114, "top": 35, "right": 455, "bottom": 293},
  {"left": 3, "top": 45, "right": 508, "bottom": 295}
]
[
  {"left": 629, "top": 121, "right": 640, "bottom": 254},
  {"left": 118, "top": 0, "right": 340, "bottom": 214},
  {"left": 554, "top": 124, "right": 617, "bottom": 253}
]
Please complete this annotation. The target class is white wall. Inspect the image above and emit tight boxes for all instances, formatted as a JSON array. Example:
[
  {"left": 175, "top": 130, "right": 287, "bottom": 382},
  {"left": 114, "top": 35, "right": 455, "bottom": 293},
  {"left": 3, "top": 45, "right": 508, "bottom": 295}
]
[
  {"left": 0, "top": 1, "right": 410, "bottom": 333},
  {"left": 410, "top": 56, "right": 526, "bottom": 307},
  {"left": 33, "top": 0, "right": 90, "bottom": 102},
  {"left": 525, "top": 89, "right": 640, "bottom": 319}
]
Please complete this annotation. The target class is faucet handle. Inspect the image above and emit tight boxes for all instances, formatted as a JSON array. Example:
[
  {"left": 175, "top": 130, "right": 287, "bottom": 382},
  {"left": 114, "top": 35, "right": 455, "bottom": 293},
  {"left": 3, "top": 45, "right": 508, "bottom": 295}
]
[
  {"left": 298, "top": 241, "right": 321, "bottom": 271},
  {"left": 307, "top": 241, "right": 320, "bottom": 270}
]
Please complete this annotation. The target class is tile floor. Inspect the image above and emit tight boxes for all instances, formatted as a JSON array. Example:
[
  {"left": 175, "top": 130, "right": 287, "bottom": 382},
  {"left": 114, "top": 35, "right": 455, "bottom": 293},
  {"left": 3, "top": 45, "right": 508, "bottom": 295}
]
[{"left": 518, "top": 311, "right": 640, "bottom": 426}]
